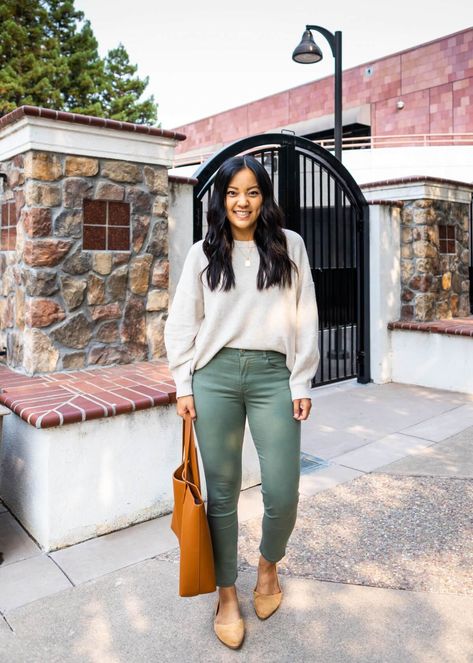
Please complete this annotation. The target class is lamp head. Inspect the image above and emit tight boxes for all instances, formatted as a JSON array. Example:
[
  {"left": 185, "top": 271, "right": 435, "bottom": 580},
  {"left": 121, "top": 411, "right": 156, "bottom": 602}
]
[{"left": 292, "top": 30, "right": 323, "bottom": 64}]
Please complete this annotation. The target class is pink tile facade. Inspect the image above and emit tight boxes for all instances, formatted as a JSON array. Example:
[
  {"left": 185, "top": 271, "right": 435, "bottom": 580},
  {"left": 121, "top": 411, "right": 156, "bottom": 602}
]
[
  {"left": 174, "top": 28, "right": 473, "bottom": 156},
  {"left": 453, "top": 77, "right": 473, "bottom": 133},
  {"left": 373, "top": 89, "right": 431, "bottom": 136},
  {"left": 401, "top": 31, "right": 473, "bottom": 94},
  {"left": 248, "top": 91, "right": 290, "bottom": 135},
  {"left": 343, "top": 55, "right": 402, "bottom": 106},
  {"left": 289, "top": 79, "right": 334, "bottom": 124},
  {"left": 429, "top": 83, "right": 454, "bottom": 135}
]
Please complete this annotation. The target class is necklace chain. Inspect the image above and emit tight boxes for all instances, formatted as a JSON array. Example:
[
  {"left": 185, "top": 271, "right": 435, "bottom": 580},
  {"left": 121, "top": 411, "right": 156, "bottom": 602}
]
[{"left": 235, "top": 244, "right": 255, "bottom": 267}]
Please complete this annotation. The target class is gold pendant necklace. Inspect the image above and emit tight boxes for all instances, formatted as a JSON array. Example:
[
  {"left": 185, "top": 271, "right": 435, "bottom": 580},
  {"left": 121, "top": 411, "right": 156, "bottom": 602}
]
[{"left": 236, "top": 245, "right": 254, "bottom": 267}]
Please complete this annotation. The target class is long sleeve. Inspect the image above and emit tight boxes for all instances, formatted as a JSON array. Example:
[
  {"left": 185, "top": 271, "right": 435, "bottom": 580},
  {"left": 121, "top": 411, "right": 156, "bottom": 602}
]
[
  {"left": 164, "top": 243, "right": 204, "bottom": 398},
  {"left": 289, "top": 240, "right": 320, "bottom": 400}
]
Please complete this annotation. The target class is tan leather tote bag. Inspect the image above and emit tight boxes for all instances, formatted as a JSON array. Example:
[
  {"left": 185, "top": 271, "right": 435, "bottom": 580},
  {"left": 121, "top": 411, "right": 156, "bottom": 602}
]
[{"left": 171, "top": 412, "right": 216, "bottom": 596}]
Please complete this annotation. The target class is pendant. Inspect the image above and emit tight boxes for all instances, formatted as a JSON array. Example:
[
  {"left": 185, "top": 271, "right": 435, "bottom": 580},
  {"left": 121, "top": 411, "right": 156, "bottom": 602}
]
[{"left": 245, "top": 258, "right": 251, "bottom": 267}]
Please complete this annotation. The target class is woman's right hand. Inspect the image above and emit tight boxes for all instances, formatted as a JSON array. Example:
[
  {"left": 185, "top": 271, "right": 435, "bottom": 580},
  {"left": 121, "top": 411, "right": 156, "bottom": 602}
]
[{"left": 176, "top": 395, "right": 197, "bottom": 420}]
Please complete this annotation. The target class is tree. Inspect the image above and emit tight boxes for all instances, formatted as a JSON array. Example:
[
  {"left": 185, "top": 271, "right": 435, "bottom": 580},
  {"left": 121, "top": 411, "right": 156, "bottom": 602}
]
[
  {"left": 44, "top": 0, "right": 105, "bottom": 116},
  {"left": 0, "top": 0, "right": 67, "bottom": 115},
  {"left": 102, "top": 44, "right": 157, "bottom": 125},
  {"left": 0, "top": 0, "right": 158, "bottom": 124}
]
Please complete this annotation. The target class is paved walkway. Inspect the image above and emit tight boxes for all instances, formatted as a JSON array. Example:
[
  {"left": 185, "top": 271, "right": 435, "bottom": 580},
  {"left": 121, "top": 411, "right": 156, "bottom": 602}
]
[{"left": 1, "top": 381, "right": 472, "bottom": 662}]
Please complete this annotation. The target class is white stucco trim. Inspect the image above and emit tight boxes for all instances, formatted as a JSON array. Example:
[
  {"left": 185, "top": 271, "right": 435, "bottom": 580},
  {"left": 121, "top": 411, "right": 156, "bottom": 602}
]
[
  {"left": 0, "top": 116, "right": 179, "bottom": 166},
  {"left": 362, "top": 177, "right": 473, "bottom": 204},
  {"left": 0, "top": 404, "right": 261, "bottom": 551},
  {"left": 391, "top": 330, "right": 473, "bottom": 394}
]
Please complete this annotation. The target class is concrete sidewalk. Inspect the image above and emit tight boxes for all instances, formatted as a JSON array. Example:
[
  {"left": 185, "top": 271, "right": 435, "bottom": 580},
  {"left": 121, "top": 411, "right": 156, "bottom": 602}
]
[{"left": 1, "top": 381, "right": 472, "bottom": 662}]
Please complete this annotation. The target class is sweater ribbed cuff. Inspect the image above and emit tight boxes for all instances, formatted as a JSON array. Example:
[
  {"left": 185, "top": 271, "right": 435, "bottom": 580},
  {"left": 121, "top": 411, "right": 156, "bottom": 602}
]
[
  {"left": 172, "top": 362, "right": 194, "bottom": 399},
  {"left": 289, "top": 383, "right": 313, "bottom": 401}
]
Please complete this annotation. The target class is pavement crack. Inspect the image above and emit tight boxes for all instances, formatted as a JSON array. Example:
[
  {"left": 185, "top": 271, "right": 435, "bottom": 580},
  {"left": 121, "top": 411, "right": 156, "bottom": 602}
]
[
  {"left": 397, "top": 403, "right": 472, "bottom": 439},
  {"left": 47, "top": 554, "right": 76, "bottom": 587},
  {"left": 335, "top": 462, "right": 367, "bottom": 473},
  {"left": 1, "top": 613, "right": 15, "bottom": 633},
  {"left": 396, "top": 431, "right": 437, "bottom": 443}
]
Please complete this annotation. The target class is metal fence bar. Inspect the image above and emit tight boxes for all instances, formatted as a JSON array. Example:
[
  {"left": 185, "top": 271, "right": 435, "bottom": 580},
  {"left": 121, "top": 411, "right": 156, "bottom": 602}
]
[
  {"left": 318, "top": 163, "right": 325, "bottom": 384},
  {"left": 343, "top": 192, "right": 348, "bottom": 378},
  {"left": 326, "top": 168, "right": 333, "bottom": 382},
  {"left": 350, "top": 202, "right": 355, "bottom": 376}
]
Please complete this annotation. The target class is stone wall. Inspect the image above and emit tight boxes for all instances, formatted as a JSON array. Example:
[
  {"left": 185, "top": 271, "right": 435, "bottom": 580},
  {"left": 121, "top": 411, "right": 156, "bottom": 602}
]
[
  {"left": 0, "top": 150, "right": 170, "bottom": 373},
  {"left": 400, "top": 199, "right": 470, "bottom": 321}
]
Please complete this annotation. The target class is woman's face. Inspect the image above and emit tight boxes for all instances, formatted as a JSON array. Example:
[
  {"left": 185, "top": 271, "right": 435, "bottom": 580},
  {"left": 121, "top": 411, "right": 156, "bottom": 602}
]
[{"left": 225, "top": 167, "right": 263, "bottom": 240}]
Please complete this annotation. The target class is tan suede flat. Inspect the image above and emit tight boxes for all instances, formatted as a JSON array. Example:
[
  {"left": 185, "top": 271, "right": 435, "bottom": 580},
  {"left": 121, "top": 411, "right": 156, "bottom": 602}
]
[
  {"left": 253, "top": 571, "right": 283, "bottom": 620},
  {"left": 213, "top": 599, "right": 245, "bottom": 650}
]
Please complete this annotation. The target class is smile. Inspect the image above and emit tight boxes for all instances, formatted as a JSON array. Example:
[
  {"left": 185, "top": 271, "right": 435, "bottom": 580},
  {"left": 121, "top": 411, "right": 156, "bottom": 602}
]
[{"left": 234, "top": 211, "right": 251, "bottom": 218}]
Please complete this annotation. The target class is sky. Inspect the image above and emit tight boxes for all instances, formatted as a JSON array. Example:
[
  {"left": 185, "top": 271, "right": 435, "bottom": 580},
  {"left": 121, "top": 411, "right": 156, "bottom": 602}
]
[{"left": 75, "top": 0, "right": 471, "bottom": 130}]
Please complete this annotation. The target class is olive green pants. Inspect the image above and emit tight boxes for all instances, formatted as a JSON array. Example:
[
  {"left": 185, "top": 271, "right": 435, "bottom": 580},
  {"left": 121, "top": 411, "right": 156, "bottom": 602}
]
[{"left": 192, "top": 347, "right": 301, "bottom": 587}]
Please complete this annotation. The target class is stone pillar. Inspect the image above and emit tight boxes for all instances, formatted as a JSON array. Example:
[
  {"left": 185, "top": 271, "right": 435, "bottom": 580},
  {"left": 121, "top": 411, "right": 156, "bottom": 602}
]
[
  {"left": 0, "top": 106, "right": 186, "bottom": 374},
  {"left": 362, "top": 177, "right": 472, "bottom": 322}
]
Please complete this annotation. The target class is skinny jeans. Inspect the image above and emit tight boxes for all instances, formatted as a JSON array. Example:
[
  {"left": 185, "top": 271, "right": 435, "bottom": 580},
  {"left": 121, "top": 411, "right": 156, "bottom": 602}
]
[{"left": 192, "top": 347, "right": 301, "bottom": 587}]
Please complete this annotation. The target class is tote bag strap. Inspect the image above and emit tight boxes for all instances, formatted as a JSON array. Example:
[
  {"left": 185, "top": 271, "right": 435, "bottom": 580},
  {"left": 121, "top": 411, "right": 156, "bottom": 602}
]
[{"left": 182, "top": 413, "right": 201, "bottom": 488}]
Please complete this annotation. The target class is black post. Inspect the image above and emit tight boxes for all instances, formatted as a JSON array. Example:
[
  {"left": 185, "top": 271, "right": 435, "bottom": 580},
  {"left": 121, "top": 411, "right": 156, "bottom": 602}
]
[
  {"left": 294, "top": 26, "right": 343, "bottom": 162},
  {"left": 334, "top": 31, "right": 342, "bottom": 162}
]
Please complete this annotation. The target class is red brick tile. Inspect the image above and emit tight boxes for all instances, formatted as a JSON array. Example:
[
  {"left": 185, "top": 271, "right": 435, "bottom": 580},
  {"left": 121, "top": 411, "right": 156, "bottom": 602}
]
[
  {"left": 54, "top": 404, "right": 84, "bottom": 425},
  {"left": 84, "top": 199, "right": 106, "bottom": 225},
  {"left": 147, "top": 382, "right": 175, "bottom": 395},
  {"left": 108, "top": 226, "right": 130, "bottom": 251},
  {"left": 95, "top": 394, "right": 134, "bottom": 413},
  {"left": 389, "top": 317, "right": 473, "bottom": 337},
  {"left": 113, "top": 376, "right": 142, "bottom": 388},
  {"left": 111, "top": 388, "right": 154, "bottom": 407},
  {"left": 108, "top": 201, "right": 130, "bottom": 227},
  {"left": 128, "top": 385, "right": 171, "bottom": 404},
  {"left": 68, "top": 395, "right": 108, "bottom": 419},
  {"left": 83, "top": 225, "right": 106, "bottom": 250},
  {"left": 112, "top": 401, "right": 134, "bottom": 416},
  {"left": 0, "top": 228, "right": 8, "bottom": 250},
  {"left": 7, "top": 228, "right": 16, "bottom": 250},
  {"left": 36, "top": 411, "right": 62, "bottom": 428},
  {"left": 0, "top": 359, "right": 178, "bottom": 428}
]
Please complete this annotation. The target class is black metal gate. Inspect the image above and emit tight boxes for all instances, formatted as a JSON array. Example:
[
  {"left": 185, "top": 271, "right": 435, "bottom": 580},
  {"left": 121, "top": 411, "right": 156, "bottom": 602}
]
[{"left": 193, "top": 133, "right": 370, "bottom": 386}]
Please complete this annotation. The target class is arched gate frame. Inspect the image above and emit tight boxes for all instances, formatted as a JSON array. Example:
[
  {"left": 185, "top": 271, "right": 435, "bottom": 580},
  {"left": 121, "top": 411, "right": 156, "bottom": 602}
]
[{"left": 193, "top": 133, "right": 370, "bottom": 387}]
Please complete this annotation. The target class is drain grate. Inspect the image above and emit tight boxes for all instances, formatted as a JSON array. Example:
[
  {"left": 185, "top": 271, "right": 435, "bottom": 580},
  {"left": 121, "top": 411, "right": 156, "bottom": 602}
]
[{"left": 300, "top": 452, "right": 329, "bottom": 474}]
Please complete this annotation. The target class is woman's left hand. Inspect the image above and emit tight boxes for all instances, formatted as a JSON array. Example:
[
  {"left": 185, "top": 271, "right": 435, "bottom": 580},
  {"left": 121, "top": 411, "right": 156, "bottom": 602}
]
[{"left": 293, "top": 398, "right": 312, "bottom": 421}]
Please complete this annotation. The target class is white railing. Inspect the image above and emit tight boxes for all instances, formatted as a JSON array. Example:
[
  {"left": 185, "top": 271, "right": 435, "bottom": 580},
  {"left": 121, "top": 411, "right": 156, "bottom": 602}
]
[
  {"left": 315, "top": 133, "right": 473, "bottom": 150},
  {"left": 172, "top": 133, "right": 473, "bottom": 168}
]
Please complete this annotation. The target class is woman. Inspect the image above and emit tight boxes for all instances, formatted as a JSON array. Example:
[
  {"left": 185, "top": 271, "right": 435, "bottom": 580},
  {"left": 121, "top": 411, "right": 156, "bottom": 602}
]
[{"left": 164, "top": 155, "right": 319, "bottom": 650}]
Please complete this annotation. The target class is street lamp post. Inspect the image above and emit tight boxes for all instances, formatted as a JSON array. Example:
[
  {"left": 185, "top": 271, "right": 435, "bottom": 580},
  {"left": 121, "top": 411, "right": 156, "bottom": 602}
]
[{"left": 292, "top": 26, "right": 343, "bottom": 161}]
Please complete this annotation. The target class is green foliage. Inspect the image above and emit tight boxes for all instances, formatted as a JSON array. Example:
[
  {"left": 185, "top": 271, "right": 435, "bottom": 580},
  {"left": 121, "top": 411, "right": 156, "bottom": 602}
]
[
  {"left": 45, "top": 0, "right": 105, "bottom": 116},
  {"left": 103, "top": 44, "right": 157, "bottom": 125},
  {"left": 0, "top": 0, "right": 66, "bottom": 114},
  {"left": 0, "top": 0, "right": 158, "bottom": 124}
]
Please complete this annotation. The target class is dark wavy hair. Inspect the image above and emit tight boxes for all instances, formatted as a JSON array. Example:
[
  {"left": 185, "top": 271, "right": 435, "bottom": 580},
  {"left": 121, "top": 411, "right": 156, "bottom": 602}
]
[{"left": 200, "top": 155, "right": 298, "bottom": 291}]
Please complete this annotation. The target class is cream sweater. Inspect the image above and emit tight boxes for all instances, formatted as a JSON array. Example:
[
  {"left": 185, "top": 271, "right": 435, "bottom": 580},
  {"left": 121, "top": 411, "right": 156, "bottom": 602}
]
[{"left": 164, "top": 229, "right": 320, "bottom": 400}]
